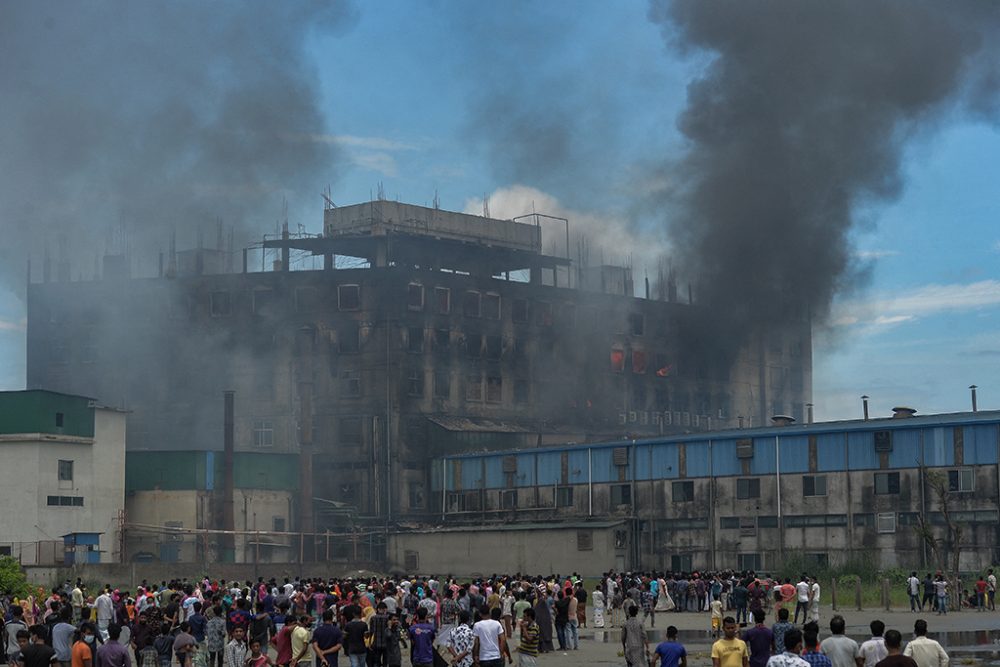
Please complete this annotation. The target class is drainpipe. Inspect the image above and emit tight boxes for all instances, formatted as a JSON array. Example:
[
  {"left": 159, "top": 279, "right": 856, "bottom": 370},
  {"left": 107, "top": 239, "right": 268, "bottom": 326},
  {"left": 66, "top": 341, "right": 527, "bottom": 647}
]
[
  {"left": 775, "top": 434, "right": 783, "bottom": 560},
  {"left": 588, "top": 448, "right": 593, "bottom": 517}
]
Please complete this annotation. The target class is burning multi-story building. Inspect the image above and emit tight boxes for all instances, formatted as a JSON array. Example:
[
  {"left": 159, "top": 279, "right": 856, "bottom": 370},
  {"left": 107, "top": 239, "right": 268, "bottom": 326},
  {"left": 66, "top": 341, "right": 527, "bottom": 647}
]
[{"left": 25, "top": 200, "right": 811, "bottom": 562}]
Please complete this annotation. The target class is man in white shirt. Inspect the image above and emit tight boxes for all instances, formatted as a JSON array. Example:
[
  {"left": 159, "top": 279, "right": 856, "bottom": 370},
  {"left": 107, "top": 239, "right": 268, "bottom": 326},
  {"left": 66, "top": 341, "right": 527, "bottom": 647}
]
[
  {"left": 95, "top": 590, "right": 114, "bottom": 640},
  {"left": 793, "top": 576, "right": 810, "bottom": 624},
  {"left": 907, "top": 573, "right": 922, "bottom": 612},
  {"left": 809, "top": 578, "right": 821, "bottom": 623},
  {"left": 859, "top": 620, "right": 888, "bottom": 667},
  {"left": 472, "top": 607, "right": 511, "bottom": 667},
  {"left": 903, "top": 619, "right": 949, "bottom": 667},
  {"left": 988, "top": 569, "right": 997, "bottom": 611}
]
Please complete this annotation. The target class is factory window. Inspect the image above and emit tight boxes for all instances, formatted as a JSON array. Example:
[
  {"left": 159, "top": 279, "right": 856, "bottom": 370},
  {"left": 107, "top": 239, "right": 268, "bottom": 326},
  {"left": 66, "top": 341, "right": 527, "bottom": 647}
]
[
  {"left": 58, "top": 460, "right": 74, "bottom": 482},
  {"left": 485, "top": 335, "right": 503, "bottom": 360},
  {"left": 577, "top": 530, "right": 593, "bottom": 551},
  {"left": 466, "top": 331, "right": 482, "bottom": 358},
  {"left": 739, "top": 517, "right": 757, "bottom": 536},
  {"left": 948, "top": 469, "right": 974, "bottom": 493},
  {"left": 513, "top": 377, "right": 529, "bottom": 404},
  {"left": 555, "top": 486, "right": 574, "bottom": 507},
  {"left": 610, "top": 484, "right": 632, "bottom": 506},
  {"left": 877, "top": 512, "right": 896, "bottom": 534},
  {"left": 486, "top": 375, "right": 503, "bottom": 403},
  {"left": 338, "top": 284, "right": 360, "bottom": 311},
  {"left": 339, "top": 325, "right": 360, "bottom": 354},
  {"left": 671, "top": 555, "right": 693, "bottom": 572},
  {"left": 0, "top": 547, "right": 10, "bottom": 556},
  {"left": 736, "top": 477, "right": 760, "bottom": 499},
  {"left": 433, "top": 371, "right": 451, "bottom": 399},
  {"left": 739, "top": 553, "right": 762, "bottom": 572},
  {"left": 512, "top": 298, "right": 529, "bottom": 323},
  {"left": 805, "top": 553, "right": 829, "bottom": 567},
  {"left": 272, "top": 516, "right": 286, "bottom": 532},
  {"left": 434, "top": 328, "right": 451, "bottom": 351},
  {"left": 295, "top": 287, "right": 319, "bottom": 312},
  {"left": 466, "top": 374, "right": 483, "bottom": 401},
  {"left": 628, "top": 313, "right": 644, "bottom": 336},
  {"left": 410, "top": 482, "right": 426, "bottom": 510},
  {"left": 55, "top": 412, "right": 65, "bottom": 428},
  {"left": 500, "top": 489, "right": 517, "bottom": 510},
  {"left": 784, "top": 514, "right": 848, "bottom": 528},
  {"left": 252, "top": 288, "right": 274, "bottom": 315},
  {"left": 407, "top": 327, "right": 424, "bottom": 354},
  {"left": 874, "top": 472, "right": 900, "bottom": 495},
  {"left": 610, "top": 345, "right": 625, "bottom": 373},
  {"left": 404, "top": 550, "right": 420, "bottom": 571},
  {"left": 210, "top": 291, "right": 231, "bottom": 316},
  {"left": 673, "top": 481, "right": 694, "bottom": 502},
  {"left": 483, "top": 293, "right": 501, "bottom": 320},
  {"left": 632, "top": 350, "right": 647, "bottom": 374},
  {"left": 463, "top": 290, "right": 481, "bottom": 317},
  {"left": 339, "top": 417, "right": 362, "bottom": 445},
  {"left": 535, "top": 301, "right": 552, "bottom": 326},
  {"left": 757, "top": 515, "right": 778, "bottom": 528},
  {"left": 252, "top": 420, "right": 274, "bottom": 448},
  {"left": 434, "top": 287, "right": 451, "bottom": 314},
  {"left": 720, "top": 516, "right": 740, "bottom": 529},
  {"left": 853, "top": 513, "right": 875, "bottom": 527},
  {"left": 340, "top": 484, "right": 358, "bottom": 501},
  {"left": 407, "top": 370, "right": 424, "bottom": 397},
  {"left": 802, "top": 475, "right": 827, "bottom": 497},
  {"left": 340, "top": 370, "right": 361, "bottom": 397},
  {"left": 46, "top": 496, "right": 84, "bottom": 507},
  {"left": 407, "top": 283, "right": 424, "bottom": 311}
]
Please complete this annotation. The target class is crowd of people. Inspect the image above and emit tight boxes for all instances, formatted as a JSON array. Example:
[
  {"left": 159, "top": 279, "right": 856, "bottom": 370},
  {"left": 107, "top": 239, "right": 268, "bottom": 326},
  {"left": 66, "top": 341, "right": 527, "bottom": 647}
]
[{"left": 0, "top": 569, "right": 968, "bottom": 667}]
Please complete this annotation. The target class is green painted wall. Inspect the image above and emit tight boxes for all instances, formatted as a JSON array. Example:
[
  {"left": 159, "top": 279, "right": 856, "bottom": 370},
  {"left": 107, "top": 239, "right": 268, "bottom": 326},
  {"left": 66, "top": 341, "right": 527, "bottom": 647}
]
[
  {"left": 126, "top": 450, "right": 298, "bottom": 492},
  {"left": 0, "top": 390, "right": 95, "bottom": 438}
]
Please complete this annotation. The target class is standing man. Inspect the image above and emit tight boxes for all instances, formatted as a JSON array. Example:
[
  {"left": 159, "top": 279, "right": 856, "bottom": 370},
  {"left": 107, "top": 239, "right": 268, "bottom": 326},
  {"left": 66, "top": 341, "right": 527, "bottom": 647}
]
[
  {"left": 988, "top": 570, "right": 997, "bottom": 611},
  {"left": 907, "top": 574, "right": 921, "bottom": 613},
  {"left": 859, "top": 621, "right": 888, "bottom": 667},
  {"left": 650, "top": 625, "right": 687, "bottom": 667},
  {"left": 96, "top": 625, "right": 132, "bottom": 667},
  {"left": 794, "top": 577, "right": 810, "bottom": 625},
  {"left": 808, "top": 578, "right": 821, "bottom": 625},
  {"left": 472, "top": 608, "right": 510, "bottom": 667},
  {"left": 406, "top": 608, "right": 435, "bottom": 667},
  {"left": 766, "top": 628, "right": 809, "bottom": 667},
  {"left": 903, "top": 620, "right": 948, "bottom": 667},
  {"left": 310, "top": 610, "right": 342, "bottom": 667},
  {"left": 95, "top": 591, "right": 114, "bottom": 641},
  {"left": 742, "top": 610, "right": 773, "bottom": 667},
  {"left": 517, "top": 609, "right": 540, "bottom": 667},
  {"left": 712, "top": 617, "right": 749, "bottom": 667},
  {"left": 875, "top": 630, "right": 917, "bottom": 667},
  {"left": 819, "top": 616, "right": 859, "bottom": 667},
  {"left": 51, "top": 609, "right": 76, "bottom": 667},
  {"left": 921, "top": 575, "right": 935, "bottom": 614},
  {"left": 800, "top": 624, "right": 831, "bottom": 667},
  {"left": 71, "top": 585, "right": 85, "bottom": 626}
]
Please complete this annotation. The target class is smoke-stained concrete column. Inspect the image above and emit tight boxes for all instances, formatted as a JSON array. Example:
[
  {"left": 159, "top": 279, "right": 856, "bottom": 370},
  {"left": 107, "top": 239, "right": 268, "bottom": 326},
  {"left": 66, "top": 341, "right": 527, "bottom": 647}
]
[{"left": 222, "top": 391, "right": 236, "bottom": 562}]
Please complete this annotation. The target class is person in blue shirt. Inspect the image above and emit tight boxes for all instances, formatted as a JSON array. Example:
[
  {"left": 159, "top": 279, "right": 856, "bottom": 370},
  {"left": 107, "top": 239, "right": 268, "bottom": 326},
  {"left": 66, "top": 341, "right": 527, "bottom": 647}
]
[
  {"left": 652, "top": 626, "right": 688, "bottom": 667},
  {"left": 188, "top": 603, "right": 207, "bottom": 645}
]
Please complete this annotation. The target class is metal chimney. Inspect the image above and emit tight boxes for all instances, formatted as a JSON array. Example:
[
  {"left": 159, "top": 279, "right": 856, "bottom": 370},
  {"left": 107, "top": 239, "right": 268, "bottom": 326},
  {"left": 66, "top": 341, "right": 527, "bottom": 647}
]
[
  {"left": 806, "top": 403, "right": 814, "bottom": 424},
  {"left": 970, "top": 385, "right": 978, "bottom": 412},
  {"left": 861, "top": 395, "right": 870, "bottom": 421},
  {"left": 891, "top": 406, "right": 917, "bottom": 419}
]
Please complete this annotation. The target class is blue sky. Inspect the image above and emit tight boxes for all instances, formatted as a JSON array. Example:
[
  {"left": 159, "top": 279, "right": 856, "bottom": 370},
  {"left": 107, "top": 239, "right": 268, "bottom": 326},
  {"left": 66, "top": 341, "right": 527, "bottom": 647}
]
[{"left": 2, "top": 0, "right": 999, "bottom": 422}]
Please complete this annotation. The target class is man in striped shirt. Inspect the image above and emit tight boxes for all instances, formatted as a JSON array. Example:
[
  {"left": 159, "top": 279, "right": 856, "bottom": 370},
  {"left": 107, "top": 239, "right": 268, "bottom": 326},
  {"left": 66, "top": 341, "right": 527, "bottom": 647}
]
[{"left": 518, "top": 608, "right": 540, "bottom": 667}]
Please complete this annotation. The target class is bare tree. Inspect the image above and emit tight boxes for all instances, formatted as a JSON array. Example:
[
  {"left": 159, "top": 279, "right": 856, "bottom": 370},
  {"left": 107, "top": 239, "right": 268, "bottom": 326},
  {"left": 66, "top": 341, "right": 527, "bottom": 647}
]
[{"left": 914, "top": 470, "right": 964, "bottom": 609}]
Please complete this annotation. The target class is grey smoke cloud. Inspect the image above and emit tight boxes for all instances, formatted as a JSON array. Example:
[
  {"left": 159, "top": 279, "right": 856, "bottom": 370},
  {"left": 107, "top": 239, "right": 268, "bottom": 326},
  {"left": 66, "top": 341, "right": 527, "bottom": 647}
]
[
  {"left": 650, "top": 0, "right": 1000, "bottom": 358},
  {"left": 0, "top": 1, "right": 355, "bottom": 290}
]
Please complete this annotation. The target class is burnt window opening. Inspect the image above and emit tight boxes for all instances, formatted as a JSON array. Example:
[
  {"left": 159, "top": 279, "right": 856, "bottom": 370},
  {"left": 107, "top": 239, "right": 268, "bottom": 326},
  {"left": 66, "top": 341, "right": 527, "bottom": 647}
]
[
  {"left": 577, "top": 530, "right": 593, "bottom": 551},
  {"left": 435, "top": 287, "right": 451, "bottom": 314},
  {"left": 434, "top": 371, "right": 451, "bottom": 399},
  {"left": 434, "top": 328, "right": 451, "bottom": 351},
  {"left": 339, "top": 483, "right": 358, "bottom": 501},
  {"left": 55, "top": 412, "right": 65, "bottom": 428},
  {"left": 407, "top": 283, "right": 424, "bottom": 311},
  {"left": 803, "top": 475, "right": 827, "bottom": 497},
  {"left": 210, "top": 291, "right": 231, "bottom": 317},
  {"left": 633, "top": 382, "right": 647, "bottom": 407},
  {"left": 339, "top": 416, "right": 362, "bottom": 445},
  {"left": 610, "top": 483, "right": 632, "bottom": 506},
  {"left": 463, "top": 290, "right": 481, "bottom": 317},
  {"left": 949, "top": 469, "right": 974, "bottom": 493},
  {"left": 272, "top": 516, "right": 286, "bottom": 532},
  {"left": 466, "top": 332, "right": 483, "bottom": 358},
  {"left": 466, "top": 374, "right": 483, "bottom": 401},
  {"left": 295, "top": 287, "right": 319, "bottom": 312},
  {"left": 512, "top": 337, "right": 528, "bottom": 360},
  {"left": 252, "top": 288, "right": 275, "bottom": 315},
  {"left": 252, "top": 419, "right": 274, "bottom": 448},
  {"left": 409, "top": 482, "right": 426, "bottom": 510},
  {"left": 500, "top": 489, "right": 517, "bottom": 510},
  {"left": 483, "top": 293, "right": 501, "bottom": 320},
  {"left": 486, "top": 375, "right": 503, "bottom": 403},
  {"left": 338, "top": 284, "right": 360, "bottom": 311},
  {"left": 340, "top": 370, "right": 361, "bottom": 397},
  {"left": 407, "top": 370, "right": 424, "bottom": 397},
  {"left": 610, "top": 345, "right": 625, "bottom": 373},
  {"left": 628, "top": 313, "right": 644, "bottom": 336},
  {"left": 339, "top": 325, "right": 360, "bottom": 354},
  {"left": 555, "top": 486, "right": 574, "bottom": 507},
  {"left": 512, "top": 298, "right": 529, "bottom": 323},
  {"left": 486, "top": 335, "right": 503, "bottom": 360},
  {"left": 632, "top": 350, "right": 647, "bottom": 374},
  {"left": 535, "top": 301, "right": 552, "bottom": 326},
  {"left": 58, "top": 459, "right": 73, "bottom": 481},
  {"left": 407, "top": 326, "right": 424, "bottom": 354}
]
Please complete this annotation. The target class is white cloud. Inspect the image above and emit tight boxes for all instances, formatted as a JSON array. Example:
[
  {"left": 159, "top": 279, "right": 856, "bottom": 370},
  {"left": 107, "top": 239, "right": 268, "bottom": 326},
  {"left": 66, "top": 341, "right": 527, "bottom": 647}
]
[
  {"left": 855, "top": 249, "right": 899, "bottom": 260},
  {"left": 349, "top": 152, "right": 398, "bottom": 177},
  {"left": 0, "top": 318, "right": 26, "bottom": 333},
  {"left": 462, "top": 185, "right": 670, "bottom": 277},
  {"left": 308, "top": 134, "right": 418, "bottom": 151},
  {"left": 833, "top": 280, "right": 1000, "bottom": 332}
]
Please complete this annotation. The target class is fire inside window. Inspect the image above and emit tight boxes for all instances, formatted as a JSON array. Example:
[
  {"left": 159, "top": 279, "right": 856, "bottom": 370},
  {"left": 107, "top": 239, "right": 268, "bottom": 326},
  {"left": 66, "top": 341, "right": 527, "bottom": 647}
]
[{"left": 610, "top": 345, "right": 625, "bottom": 373}]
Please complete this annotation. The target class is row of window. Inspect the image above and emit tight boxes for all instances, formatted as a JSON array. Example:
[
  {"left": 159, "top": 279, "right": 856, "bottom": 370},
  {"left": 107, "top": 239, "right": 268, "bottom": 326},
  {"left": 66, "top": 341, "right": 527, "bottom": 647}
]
[{"left": 47, "top": 495, "right": 84, "bottom": 507}]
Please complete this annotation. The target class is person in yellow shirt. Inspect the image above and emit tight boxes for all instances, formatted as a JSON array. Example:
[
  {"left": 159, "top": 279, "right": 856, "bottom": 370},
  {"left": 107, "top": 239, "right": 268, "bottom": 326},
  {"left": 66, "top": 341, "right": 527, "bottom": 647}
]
[
  {"left": 289, "top": 615, "right": 313, "bottom": 667},
  {"left": 713, "top": 617, "right": 750, "bottom": 667}
]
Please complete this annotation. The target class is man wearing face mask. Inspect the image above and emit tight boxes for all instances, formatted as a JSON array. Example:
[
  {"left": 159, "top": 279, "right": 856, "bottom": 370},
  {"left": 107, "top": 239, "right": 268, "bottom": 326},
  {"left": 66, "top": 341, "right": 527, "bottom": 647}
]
[{"left": 71, "top": 627, "right": 95, "bottom": 667}]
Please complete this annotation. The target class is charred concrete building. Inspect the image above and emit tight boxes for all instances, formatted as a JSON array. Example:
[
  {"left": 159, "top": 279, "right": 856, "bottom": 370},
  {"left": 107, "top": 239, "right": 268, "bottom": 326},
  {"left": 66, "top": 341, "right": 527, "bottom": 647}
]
[{"left": 25, "top": 201, "right": 810, "bottom": 560}]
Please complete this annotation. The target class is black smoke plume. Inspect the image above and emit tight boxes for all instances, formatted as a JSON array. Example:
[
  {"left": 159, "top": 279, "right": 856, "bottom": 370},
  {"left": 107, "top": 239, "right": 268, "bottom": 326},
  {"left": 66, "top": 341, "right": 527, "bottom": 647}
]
[
  {"left": 650, "top": 0, "right": 1000, "bottom": 361},
  {"left": 0, "top": 1, "right": 354, "bottom": 291}
]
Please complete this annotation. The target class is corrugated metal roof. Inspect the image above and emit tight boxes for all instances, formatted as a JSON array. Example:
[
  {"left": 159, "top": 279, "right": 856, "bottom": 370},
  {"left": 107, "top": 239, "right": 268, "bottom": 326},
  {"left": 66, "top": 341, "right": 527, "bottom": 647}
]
[
  {"left": 427, "top": 416, "right": 538, "bottom": 433},
  {"left": 436, "top": 409, "right": 1000, "bottom": 460}
]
